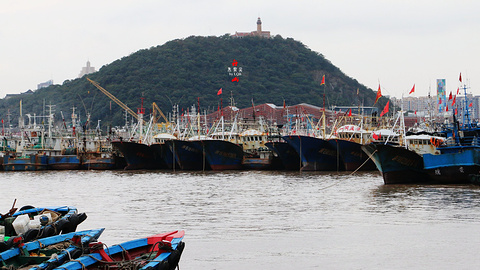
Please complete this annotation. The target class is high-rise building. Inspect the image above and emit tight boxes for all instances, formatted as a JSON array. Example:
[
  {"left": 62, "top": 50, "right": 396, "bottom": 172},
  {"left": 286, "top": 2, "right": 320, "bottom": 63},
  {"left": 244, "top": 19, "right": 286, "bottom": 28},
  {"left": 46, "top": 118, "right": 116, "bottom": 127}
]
[{"left": 78, "top": 61, "right": 96, "bottom": 78}]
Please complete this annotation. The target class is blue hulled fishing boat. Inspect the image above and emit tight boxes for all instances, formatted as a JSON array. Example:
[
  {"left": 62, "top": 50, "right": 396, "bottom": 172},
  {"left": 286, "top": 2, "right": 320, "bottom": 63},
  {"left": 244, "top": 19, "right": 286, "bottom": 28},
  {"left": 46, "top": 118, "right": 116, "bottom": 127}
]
[
  {"left": 362, "top": 142, "right": 431, "bottom": 184},
  {"left": 164, "top": 139, "right": 205, "bottom": 170},
  {"left": 265, "top": 141, "right": 301, "bottom": 170},
  {"left": 3, "top": 154, "right": 48, "bottom": 171},
  {"left": 112, "top": 141, "right": 161, "bottom": 170},
  {"left": 202, "top": 139, "right": 243, "bottom": 170},
  {"left": 329, "top": 125, "right": 376, "bottom": 171},
  {"left": 282, "top": 135, "right": 343, "bottom": 171},
  {"left": 422, "top": 81, "right": 480, "bottom": 184},
  {"left": 47, "top": 155, "right": 82, "bottom": 170}
]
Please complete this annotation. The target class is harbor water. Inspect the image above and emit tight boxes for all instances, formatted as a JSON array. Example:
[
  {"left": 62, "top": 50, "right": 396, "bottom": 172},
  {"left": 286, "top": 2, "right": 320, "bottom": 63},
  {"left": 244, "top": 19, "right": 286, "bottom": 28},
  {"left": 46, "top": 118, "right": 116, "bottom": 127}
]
[{"left": 1, "top": 170, "right": 480, "bottom": 269}]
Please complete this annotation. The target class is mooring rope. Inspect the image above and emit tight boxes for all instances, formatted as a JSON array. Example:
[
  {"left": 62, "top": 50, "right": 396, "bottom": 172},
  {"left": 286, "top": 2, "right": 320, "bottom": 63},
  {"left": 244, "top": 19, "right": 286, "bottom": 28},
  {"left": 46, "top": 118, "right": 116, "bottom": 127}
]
[{"left": 318, "top": 149, "right": 378, "bottom": 191}]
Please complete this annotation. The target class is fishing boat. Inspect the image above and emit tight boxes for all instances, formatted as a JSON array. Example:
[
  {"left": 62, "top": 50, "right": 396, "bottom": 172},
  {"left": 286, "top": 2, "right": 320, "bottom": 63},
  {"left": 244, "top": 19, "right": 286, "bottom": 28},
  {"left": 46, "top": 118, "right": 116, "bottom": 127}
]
[
  {"left": 329, "top": 124, "right": 376, "bottom": 171},
  {"left": 3, "top": 154, "right": 48, "bottom": 171},
  {"left": 360, "top": 103, "right": 445, "bottom": 184},
  {"left": 362, "top": 142, "right": 431, "bottom": 184},
  {"left": 149, "top": 133, "right": 178, "bottom": 170},
  {"left": 422, "top": 81, "right": 480, "bottom": 184},
  {"left": 164, "top": 139, "right": 205, "bottom": 170},
  {"left": 57, "top": 230, "right": 185, "bottom": 270},
  {"left": 47, "top": 154, "right": 82, "bottom": 170},
  {"left": 0, "top": 228, "right": 104, "bottom": 269},
  {"left": 112, "top": 141, "right": 160, "bottom": 170},
  {"left": 282, "top": 135, "right": 344, "bottom": 171},
  {"left": 265, "top": 141, "right": 301, "bottom": 170},
  {"left": 238, "top": 129, "right": 280, "bottom": 170},
  {"left": 81, "top": 152, "right": 119, "bottom": 170},
  {"left": 1, "top": 204, "right": 87, "bottom": 246},
  {"left": 202, "top": 139, "right": 244, "bottom": 170}
]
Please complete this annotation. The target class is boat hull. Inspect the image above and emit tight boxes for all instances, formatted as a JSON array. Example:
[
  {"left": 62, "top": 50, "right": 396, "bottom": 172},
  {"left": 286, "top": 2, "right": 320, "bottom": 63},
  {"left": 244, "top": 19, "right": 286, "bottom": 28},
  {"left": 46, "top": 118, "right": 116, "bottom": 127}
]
[
  {"left": 265, "top": 141, "right": 300, "bottom": 170},
  {"left": 57, "top": 230, "right": 185, "bottom": 270},
  {"left": 112, "top": 141, "right": 162, "bottom": 170},
  {"left": 282, "top": 135, "right": 344, "bottom": 171},
  {"left": 423, "top": 148, "right": 480, "bottom": 184},
  {"left": 47, "top": 155, "right": 81, "bottom": 170},
  {"left": 202, "top": 140, "right": 243, "bottom": 170},
  {"left": 328, "top": 139, "right": 376, "bottom": 171},
  {"left": 362, "top": 143, "right": 431, "bottom": 184},
  {"left": 3, "top": 154, "right": 48, "bottom": 171},
  {"left": 0, "top": 228, "right": 104, "bottom": 269},
  {"left": 153, "top": 142, "right": 179, "bottom": 170},
  {"left": 165, "top": 140, "right": 206, "bottom": 170}
]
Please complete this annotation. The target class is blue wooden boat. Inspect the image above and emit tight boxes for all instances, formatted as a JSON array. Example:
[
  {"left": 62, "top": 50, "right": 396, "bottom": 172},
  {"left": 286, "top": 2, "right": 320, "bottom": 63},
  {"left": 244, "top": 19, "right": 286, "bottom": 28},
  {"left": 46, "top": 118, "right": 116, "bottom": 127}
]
[
  {"left": 0, "top": 228, "right": 104, "bottom": 270},
  {"left": 57, "top": 230, "right": 185, "bottom": 270},
  {"left": 1, "top": 205, "right": 87, "bottom": 248}
]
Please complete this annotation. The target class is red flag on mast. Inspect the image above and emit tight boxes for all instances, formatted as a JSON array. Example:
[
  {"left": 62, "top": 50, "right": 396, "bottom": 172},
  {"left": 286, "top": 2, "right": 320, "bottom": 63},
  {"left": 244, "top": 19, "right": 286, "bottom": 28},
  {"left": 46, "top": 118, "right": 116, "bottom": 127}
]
[
  {"left": 452, "top": 95, "right": 456, "bottom": 105},
  {"left": 380, "top": 101, "right": 390, "bottom": 117},
  {"left": 448, "top": 91, "right": 453, "bottom": 100},
  {"left": 348, "top": 109, "right": 352, "bottom": 117},
  {"left": 217, "top": 88, "right": 222, "bottom": 95},
  {"left": 374, "top": 84, "right": 382, "bottom": 104},
  {"left": 320, "top": 75, "right": 325, "bottom": 85},
  {"left": 459, "top": 72, "right": 462, "bottom": 82},
  {"left": 409, "top": 84, "right": 415, "bottom": 94}
]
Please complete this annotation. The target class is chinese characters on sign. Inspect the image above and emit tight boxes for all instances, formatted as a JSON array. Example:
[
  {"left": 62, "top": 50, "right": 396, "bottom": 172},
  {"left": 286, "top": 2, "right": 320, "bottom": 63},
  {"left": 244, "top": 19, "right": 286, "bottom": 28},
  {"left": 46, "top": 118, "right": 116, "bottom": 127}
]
[{"left": 227, "top": 59, "right": 242, "bottom": 82}]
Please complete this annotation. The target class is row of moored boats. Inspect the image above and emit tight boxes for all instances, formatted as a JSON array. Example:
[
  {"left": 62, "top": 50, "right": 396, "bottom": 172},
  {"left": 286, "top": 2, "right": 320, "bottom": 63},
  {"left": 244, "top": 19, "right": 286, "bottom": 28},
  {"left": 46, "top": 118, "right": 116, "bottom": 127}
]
[{"left": 0, "top": 202, "right": 185, "bottom": 270}]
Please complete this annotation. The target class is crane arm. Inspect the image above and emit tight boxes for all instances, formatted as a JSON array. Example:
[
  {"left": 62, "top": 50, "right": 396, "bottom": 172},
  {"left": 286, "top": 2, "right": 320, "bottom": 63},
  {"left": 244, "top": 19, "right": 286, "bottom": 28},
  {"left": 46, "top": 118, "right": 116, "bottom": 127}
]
[
  {"left": 152, "top": 102, "right": 169, "bottom": 124},
  {"left": 87, "top": 78, "right": 145, "bottom": 124}
]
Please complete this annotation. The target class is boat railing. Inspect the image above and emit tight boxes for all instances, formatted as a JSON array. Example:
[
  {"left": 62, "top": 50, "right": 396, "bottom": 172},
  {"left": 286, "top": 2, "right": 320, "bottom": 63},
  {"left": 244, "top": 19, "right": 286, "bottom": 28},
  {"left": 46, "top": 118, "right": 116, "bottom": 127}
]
[{"left": 441, "top": 135, "right": 480, "bottom": 148}]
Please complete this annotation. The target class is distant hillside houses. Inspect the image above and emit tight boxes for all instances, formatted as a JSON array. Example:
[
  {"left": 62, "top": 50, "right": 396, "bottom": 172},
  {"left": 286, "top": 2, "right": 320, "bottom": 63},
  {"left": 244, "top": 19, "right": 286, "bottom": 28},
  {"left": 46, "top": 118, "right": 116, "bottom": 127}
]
[{"left": 4, "top": 89, "right": 34, "bottom": 100}]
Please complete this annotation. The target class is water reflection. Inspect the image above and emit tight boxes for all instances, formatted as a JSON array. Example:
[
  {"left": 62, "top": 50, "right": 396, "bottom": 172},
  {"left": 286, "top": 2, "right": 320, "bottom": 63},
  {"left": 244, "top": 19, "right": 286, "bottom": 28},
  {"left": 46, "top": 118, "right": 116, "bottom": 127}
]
[
  {"left": 369, "top": 183, "right": 480, "bottom": 222},
  {"left": 2, "top": 170, "right": 480, "bottom": 269}
]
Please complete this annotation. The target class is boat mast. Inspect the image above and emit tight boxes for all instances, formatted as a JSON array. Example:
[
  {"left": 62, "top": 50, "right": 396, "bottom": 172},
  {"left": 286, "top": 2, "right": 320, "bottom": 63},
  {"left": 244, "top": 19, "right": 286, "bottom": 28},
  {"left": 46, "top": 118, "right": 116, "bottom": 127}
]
[{"left": 461, "top": 82, "right": 471, "bottom": 127}]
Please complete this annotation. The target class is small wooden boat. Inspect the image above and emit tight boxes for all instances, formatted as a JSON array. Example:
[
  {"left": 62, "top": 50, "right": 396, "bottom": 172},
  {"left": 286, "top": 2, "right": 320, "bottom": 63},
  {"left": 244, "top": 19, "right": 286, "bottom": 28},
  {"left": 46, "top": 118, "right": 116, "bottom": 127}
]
[
  {"left": 0, "top": 228, "right": 104, "bottom": 270},
  {"left": 1, "top": 204, "right": 87, "bottom": 248},
  {"left": 58, "top": 230, "right": 185, "bottom": 270}
]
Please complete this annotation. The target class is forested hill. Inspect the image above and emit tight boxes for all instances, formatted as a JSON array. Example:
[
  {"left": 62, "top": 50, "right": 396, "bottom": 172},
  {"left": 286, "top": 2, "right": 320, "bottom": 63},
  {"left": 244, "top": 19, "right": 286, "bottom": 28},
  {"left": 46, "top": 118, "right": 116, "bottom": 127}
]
[{"left": 0, "top": 35, "right": 387, "bottom": 127}]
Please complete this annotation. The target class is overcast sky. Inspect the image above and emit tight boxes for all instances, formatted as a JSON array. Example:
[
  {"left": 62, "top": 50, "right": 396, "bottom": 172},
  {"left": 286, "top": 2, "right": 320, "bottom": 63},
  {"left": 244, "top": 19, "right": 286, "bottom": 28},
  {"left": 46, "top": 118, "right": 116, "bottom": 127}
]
[{"left": 1, "top": 0, "right": 479, "bottom": 101}]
